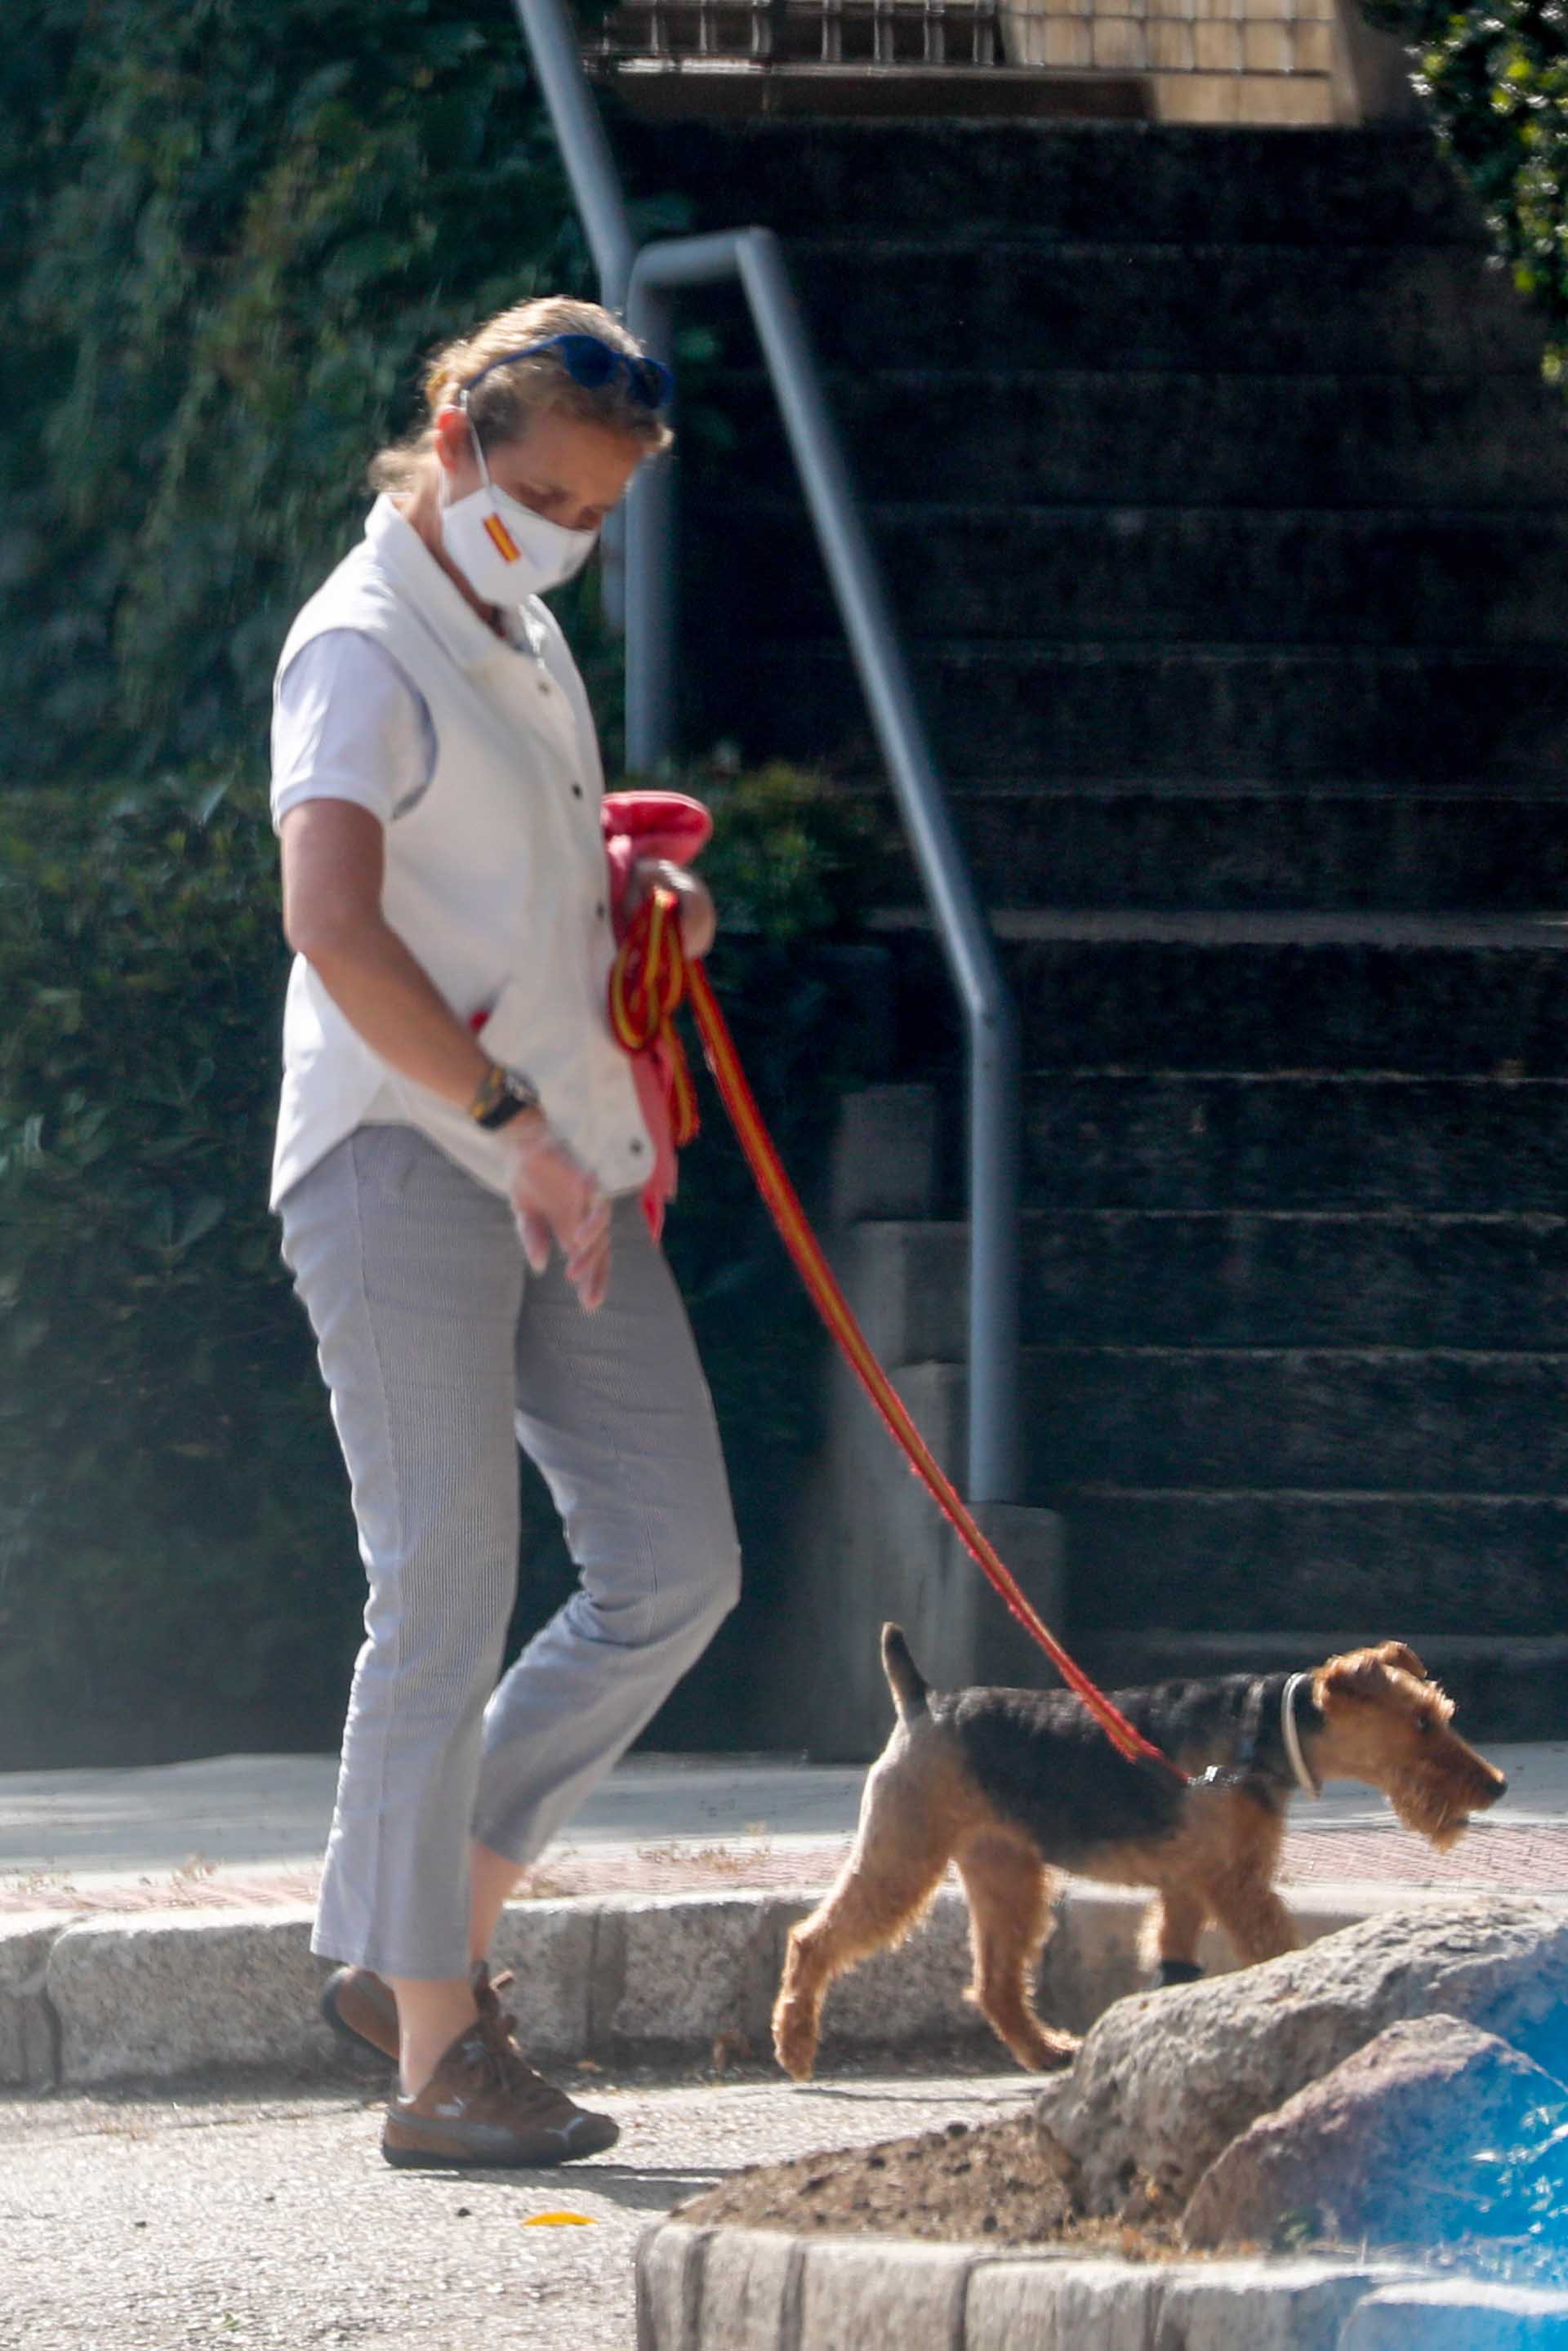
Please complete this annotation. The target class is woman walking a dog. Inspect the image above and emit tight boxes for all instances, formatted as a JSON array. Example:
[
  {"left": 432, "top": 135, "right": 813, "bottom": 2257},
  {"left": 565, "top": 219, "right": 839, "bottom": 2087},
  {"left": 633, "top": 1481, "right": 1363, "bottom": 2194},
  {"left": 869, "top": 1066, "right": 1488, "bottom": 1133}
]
[{"left": 270, "top": 296, "right": 739, "bottom": 2167}]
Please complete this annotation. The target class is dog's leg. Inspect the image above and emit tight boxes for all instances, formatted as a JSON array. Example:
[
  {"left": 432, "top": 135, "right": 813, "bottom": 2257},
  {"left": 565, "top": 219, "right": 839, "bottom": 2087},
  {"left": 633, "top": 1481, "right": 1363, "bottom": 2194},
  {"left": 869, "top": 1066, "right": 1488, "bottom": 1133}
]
[
  {"left": 1202, "top": 1815, "right": 1297, "bottom": 1967},
  {"left": 1183, "top": 1784, "right": 1296, "bottom": 1969},
  {"left": 772, "top": 1756, "right": 955, "bottom": 2082},
  {"left": 1205, "top": 1869, "right": 1297, "bottom": 1966},
  {"left": 955, "top": 1831, "right": 1078, "bottom": 2073},
  {"left": 1142, "top": 1884, "right": 1209, "bottom": 1987}
]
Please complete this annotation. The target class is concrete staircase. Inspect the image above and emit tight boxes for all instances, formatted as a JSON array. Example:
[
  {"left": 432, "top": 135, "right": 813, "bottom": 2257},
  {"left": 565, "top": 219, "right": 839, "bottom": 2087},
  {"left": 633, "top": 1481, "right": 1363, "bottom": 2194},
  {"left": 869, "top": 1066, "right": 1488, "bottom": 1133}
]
[{"left": 617, "top": 115, "right": 1568, "bottom": 1743}]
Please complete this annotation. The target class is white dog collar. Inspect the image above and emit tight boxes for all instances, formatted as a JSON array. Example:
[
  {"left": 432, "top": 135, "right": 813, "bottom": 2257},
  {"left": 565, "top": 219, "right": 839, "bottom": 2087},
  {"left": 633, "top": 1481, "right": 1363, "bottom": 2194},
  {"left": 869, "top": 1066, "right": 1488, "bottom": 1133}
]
[{"left": 1281, "top": 1672, "right": 1321, "bottom": 1800}]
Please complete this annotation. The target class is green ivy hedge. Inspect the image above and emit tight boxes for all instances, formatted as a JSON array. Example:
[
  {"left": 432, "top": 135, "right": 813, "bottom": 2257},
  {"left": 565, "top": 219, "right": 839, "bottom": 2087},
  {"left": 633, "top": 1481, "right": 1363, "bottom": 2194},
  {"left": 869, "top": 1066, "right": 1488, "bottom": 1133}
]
[
  {"left": 1362, "top": 0, "right": 1568, "bottom": 387},
  {"left": 0, "top": 0, "right": 706, "bottom": 791},
  {"left": 0, "top": 773, "right": 350, "bottom": 1763}
]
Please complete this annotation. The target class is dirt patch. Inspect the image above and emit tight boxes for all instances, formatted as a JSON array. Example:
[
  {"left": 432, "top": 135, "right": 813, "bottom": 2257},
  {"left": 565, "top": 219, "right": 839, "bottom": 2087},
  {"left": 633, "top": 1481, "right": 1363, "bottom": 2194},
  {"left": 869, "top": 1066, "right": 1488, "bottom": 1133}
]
[
  {"left": 676, "top": 2100, "right": 1568, "bottom": 2291},
  {"left": 676, "top": 2108, "right": 1183, "bottom": 2255}
]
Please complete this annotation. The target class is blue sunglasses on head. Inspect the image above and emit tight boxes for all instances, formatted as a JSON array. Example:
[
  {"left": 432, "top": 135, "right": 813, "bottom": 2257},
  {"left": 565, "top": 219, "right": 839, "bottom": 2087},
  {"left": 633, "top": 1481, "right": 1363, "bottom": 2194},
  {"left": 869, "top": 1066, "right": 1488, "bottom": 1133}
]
[{"left": 461, "top": 332, "right": 673, "bottom": 412}]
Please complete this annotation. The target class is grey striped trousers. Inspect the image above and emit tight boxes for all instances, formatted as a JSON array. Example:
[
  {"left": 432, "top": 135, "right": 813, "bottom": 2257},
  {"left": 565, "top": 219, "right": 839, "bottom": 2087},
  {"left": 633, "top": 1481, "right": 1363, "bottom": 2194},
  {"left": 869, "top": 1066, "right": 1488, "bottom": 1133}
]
[{"left": 278, "top": 1124, "right": 741, "bottom": 1981}]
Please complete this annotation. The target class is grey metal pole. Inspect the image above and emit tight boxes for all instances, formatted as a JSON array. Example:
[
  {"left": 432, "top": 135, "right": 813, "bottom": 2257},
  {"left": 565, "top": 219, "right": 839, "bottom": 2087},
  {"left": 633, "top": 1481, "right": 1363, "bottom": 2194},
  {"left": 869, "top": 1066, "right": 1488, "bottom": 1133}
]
[
  {"left": 623, "top": 279, "right": 680, "bottom": 771},
  {"left": 509, "top": 0, "right": 635, "bottom": 310},
  {"left": 629, "top": 232, "right": 1022, "bottom": 1503},
  {"left": 734, "top": 231, "right": 1022, "bottom": 1507}
]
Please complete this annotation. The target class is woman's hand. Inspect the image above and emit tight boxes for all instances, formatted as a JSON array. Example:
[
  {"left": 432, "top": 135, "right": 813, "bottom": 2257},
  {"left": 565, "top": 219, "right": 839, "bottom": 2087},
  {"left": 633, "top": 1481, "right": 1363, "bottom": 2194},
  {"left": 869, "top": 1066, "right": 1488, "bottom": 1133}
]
[
  {"left": 497, "top": 1112, "right": 611, "bottom": 1313},
  {"left": 625, "top": 857, "right": 716, "bottom": 961}
]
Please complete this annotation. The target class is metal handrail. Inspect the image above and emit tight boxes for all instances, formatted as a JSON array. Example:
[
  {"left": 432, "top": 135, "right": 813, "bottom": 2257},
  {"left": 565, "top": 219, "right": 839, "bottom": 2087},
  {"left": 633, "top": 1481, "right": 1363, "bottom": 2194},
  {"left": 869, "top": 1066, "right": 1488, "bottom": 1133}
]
[{"left": 510, "top": 0, "right": 1022, "bottom": 1504}]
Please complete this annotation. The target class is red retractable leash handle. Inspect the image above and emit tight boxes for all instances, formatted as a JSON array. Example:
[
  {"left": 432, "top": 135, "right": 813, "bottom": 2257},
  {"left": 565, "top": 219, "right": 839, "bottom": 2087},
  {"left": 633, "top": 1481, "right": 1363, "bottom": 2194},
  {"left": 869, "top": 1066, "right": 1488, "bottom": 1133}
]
[{"left": 609, "top": 889, "right": 1188, "bottom": 1786}]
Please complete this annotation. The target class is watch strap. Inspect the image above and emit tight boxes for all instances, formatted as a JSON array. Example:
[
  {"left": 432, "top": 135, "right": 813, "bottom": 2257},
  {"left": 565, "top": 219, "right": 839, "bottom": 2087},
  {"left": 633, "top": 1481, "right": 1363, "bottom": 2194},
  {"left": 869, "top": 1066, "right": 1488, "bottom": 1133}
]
[{"left": 468, "top": 1062, "right": 541, "bottom": 1131}]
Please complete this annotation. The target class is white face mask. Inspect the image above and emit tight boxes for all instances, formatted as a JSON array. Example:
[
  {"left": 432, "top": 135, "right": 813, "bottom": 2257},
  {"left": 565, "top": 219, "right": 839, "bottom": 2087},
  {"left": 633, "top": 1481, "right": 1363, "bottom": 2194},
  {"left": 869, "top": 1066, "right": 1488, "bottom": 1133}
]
[{"left": 439, "top": 418, "right": 598, "bottom": 604}]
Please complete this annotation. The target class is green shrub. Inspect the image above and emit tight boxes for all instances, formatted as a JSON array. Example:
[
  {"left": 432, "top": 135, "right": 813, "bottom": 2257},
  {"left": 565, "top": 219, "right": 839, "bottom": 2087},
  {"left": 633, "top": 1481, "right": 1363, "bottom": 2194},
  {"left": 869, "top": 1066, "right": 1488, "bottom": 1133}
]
[
  {"left": 0, "top": 769, "right": 356, "bottom": 1764},
  {"left": 0, "top": 759, "right": 889, "bottom": 1765},
  {"left": 653, "top": 751, "right": 892, "bottom": 1456},
  {"left": 1362, "top": 0, "right": 1568, "bottom": 387},
  {"left": 694, "top": 755, "right": 890, "bottom": 942}
]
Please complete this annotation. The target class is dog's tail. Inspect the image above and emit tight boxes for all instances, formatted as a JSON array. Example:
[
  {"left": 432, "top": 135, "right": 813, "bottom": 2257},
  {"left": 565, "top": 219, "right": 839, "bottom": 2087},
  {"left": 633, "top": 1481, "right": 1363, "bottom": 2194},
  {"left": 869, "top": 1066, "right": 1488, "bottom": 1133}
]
[{"left": 881, "top": 1623, "right": 931, "bottom": 1722}]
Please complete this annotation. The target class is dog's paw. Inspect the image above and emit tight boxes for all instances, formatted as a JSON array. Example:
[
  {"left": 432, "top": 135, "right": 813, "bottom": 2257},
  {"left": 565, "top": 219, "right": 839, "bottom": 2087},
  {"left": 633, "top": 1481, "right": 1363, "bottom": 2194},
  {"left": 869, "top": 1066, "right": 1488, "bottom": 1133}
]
[
  {"left": 1156, "top": 1958, "right": 1205, "bottom": 1988},
  {"left": 1031, "top": 2030, "right": 1080, "bottom": 2073},
  {"left": 770, "top": 2000, "right": 820, "bottom": 2083}
]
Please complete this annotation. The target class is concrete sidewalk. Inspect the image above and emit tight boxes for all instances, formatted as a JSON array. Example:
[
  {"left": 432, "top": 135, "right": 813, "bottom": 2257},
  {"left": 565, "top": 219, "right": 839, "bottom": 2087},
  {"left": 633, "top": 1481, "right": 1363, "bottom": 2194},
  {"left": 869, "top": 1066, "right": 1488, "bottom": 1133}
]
[
  {"left": 0, "top": 1751, "right": 866, "bottom": 1893},
  {"left": 5, "top": 1742, "right": 1568, "bottom": 1908},
  {"left": 3, "top": 1743, "right": 1567, "bottom": 2099},
  {"left": 0, "top": 2066, "right": 1038, "bottom": 2351}
]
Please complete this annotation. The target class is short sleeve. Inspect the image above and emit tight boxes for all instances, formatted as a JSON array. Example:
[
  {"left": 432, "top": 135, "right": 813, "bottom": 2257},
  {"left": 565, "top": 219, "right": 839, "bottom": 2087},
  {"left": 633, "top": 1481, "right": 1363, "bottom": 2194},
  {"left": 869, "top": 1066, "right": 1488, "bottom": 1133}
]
[{"left": 270, "top": 630, "right": 435, "bottom": 834}]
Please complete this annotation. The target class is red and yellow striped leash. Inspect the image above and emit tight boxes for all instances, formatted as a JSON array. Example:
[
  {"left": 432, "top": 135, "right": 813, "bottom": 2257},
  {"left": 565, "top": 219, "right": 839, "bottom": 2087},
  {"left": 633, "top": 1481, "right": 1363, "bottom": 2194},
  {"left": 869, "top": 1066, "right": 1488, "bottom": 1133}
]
[
  {"left": 609, "top": 890, "right": 1187, "bottom": 1783},
  {"left": 608, "top": 883, "right": 702, "bottom": 1145}
]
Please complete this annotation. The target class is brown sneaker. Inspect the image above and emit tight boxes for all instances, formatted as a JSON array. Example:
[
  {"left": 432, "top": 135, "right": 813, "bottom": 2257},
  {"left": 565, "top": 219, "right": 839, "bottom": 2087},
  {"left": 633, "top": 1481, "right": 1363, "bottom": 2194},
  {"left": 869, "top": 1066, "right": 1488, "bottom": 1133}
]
[
  {"left": 319, "top": 1960, "right": 526, "bottom": 2067},
  {"left": 381, "top": 1967, "right": 618, "bottom": 2171},
  {"left": 319, "top": 1966, "right": 399, "bottom": 2062}
]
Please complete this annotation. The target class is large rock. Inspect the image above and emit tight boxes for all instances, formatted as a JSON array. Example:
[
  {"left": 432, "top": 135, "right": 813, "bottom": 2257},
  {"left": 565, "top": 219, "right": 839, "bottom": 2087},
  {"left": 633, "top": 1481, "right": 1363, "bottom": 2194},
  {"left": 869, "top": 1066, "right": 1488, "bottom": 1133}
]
[
  {"left": 1038, "top": 1897, "right": 1568, "bottom": 2214},
  {"left": 1183, "top": 2015, "right": 1568, "bottom": 2250}
]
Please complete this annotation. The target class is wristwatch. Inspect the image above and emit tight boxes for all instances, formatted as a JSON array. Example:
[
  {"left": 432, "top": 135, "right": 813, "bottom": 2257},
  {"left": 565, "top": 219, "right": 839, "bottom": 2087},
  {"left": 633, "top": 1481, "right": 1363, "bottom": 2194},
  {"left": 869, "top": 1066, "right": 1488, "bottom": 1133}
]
[{"left": 467, "top": 1062, "right": 542, "bottom": 1131}]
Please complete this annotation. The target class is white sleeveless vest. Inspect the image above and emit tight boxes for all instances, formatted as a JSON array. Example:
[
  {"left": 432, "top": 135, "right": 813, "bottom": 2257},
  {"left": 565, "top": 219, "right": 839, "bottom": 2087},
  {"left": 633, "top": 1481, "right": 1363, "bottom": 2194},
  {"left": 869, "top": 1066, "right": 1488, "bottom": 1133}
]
[{"left": 269, "top": 496, "right": 653, "bottom": 1209}]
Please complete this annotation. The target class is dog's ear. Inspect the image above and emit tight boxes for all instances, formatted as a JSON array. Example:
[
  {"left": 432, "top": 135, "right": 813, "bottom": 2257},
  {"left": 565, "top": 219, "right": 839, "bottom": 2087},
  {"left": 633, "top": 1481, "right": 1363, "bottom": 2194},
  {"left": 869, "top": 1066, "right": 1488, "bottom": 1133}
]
[
  {"left": 1316, "top": 1647, "right": 1399, "bottom": 1706},
  {"left": 1370, "top": 1639, "right": 1428, "bottom": 1684},
  {"left": 1316, "top": 1641, "right": 1429, "bottom": 1708}
]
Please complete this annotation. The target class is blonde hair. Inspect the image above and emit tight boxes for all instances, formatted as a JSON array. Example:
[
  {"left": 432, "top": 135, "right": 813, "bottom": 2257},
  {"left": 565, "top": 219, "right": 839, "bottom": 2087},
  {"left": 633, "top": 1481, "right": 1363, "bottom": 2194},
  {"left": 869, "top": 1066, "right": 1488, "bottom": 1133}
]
[{"left": 370, "top": 296, "right": 673, "bottom": 491}]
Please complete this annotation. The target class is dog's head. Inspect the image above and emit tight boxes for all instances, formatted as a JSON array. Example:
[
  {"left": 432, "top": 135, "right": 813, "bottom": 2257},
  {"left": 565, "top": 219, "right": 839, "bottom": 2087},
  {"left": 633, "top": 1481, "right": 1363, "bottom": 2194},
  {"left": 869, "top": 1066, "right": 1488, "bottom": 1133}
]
[{"left": 1308, "top": 1642, "right": 1507, "bottom": 1849}]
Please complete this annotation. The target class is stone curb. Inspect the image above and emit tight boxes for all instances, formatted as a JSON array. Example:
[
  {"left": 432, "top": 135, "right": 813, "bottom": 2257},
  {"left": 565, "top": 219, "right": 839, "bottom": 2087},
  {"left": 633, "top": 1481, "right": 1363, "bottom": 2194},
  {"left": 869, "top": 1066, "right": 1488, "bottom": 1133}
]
[
  {"left": 637, "top": 2222, "right": 1568, "bottom": 2350},
  {"left": 0, "top": 1881, "right": 1503, "bottom": 2095},
  {"left": 635, "top": 2223, "right": 1443, "bottom": 2350},
  {"left": 1, "top": 1886, "right": 983, "bottom": 2091}
]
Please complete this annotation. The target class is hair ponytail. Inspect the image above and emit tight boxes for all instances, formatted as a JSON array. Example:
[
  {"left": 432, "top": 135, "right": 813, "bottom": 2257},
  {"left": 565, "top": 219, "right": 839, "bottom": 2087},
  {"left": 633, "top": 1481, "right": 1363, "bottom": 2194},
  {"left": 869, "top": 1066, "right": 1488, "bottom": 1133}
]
[{"left": 370, "top": 296, "right": 672, "bottom": 492}]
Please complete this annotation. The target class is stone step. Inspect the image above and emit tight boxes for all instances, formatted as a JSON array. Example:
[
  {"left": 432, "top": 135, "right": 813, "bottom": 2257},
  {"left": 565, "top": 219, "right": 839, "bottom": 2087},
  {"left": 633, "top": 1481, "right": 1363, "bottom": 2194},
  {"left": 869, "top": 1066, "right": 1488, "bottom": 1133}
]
[
  {"left": 885, "top": 916, "right": 1568, "bottom": 1079},
  {"left": 1056, "top": 1491, "right": 1568, "bottom": 1634},
  {"left": 856, "top": 783, "right": 1568, "bottom": 915},
  {"left": 708, "top": 643, "right": 1568, "bottom": 783},
  {"left": 1065, "top": 1627, "right": 1568, "bottom": 1739},
  {"left": 1020, "top": 1071, "right": 1568, "bottom": 1213},
  {"left": 849, "top": 1209, "right": 1568, "bottom": 1354},
  {"left": 697, "top": 238, "right": 1547, "bottom": 376},
  {"left": 688, "top": 367, "right": 1568, "bottom": 510},
  {"left": 688, "top": 501, "right": 1568, "bottom": 649},
  {"left": 617, "top": 120, "right": 1482, "bottom": 247},
  {"left": 1009, "top": 1341, "right": 1568, "bottom": 1494}
]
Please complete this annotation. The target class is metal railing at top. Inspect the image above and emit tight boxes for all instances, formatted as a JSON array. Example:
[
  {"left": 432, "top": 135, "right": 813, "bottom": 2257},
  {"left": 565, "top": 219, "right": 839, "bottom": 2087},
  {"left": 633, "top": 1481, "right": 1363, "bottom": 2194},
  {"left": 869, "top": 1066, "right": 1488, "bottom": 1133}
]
[
  {"left": 510, "top": 0, "right": 1022, "bottom": 1507},
  {"left": 591, "top": 0, "right": 1003, "bottom": 67}
]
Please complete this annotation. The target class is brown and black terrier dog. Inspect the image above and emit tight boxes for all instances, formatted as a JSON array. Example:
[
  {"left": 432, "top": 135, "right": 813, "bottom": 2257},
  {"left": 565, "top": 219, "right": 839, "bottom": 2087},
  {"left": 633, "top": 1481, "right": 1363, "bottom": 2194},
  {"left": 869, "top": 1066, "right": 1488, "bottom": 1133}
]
[{"left": 773, "top": 1623, "right": 1508, "bottom": 2081}]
